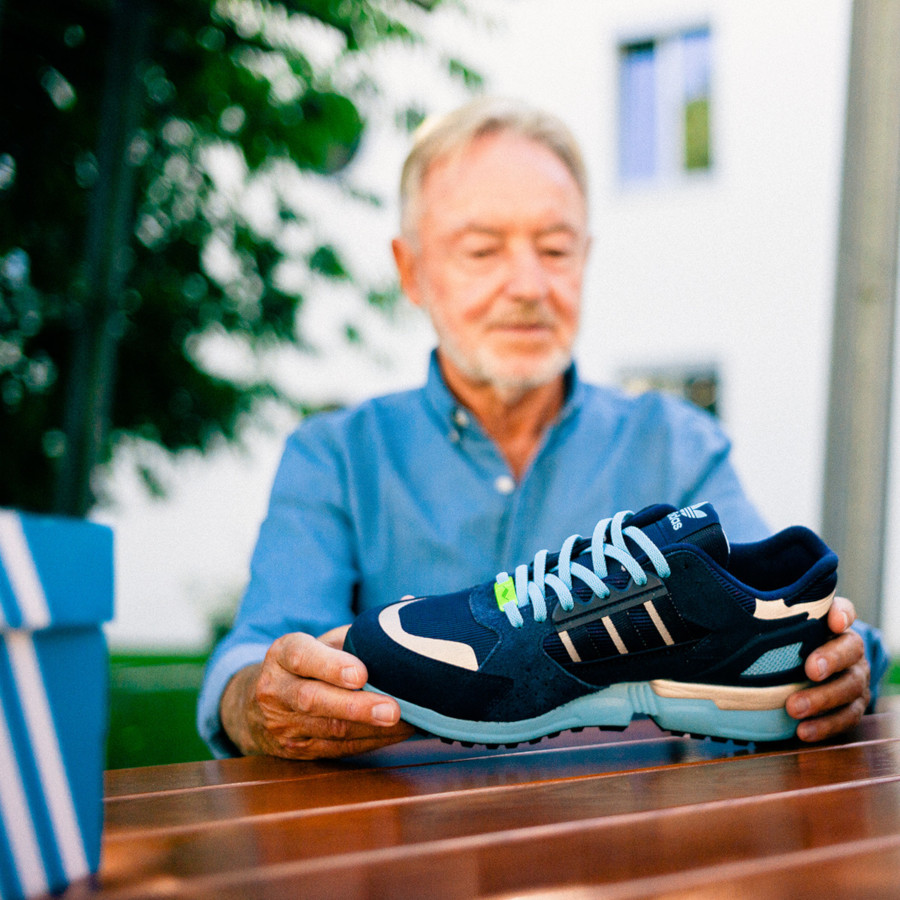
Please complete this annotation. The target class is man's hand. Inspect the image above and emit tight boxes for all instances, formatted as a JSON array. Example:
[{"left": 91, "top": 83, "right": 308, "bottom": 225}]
[
  {"left": 786, "top": 596, "right": 871, "bottom": 742},
  {"left": 220, "top": 625, "right": 415, "bottom": 760}
]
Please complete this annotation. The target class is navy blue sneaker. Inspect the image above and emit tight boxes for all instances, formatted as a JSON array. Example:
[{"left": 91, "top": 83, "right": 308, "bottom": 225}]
[{"left": 344, "top": 503, "right": 837, "bottom": 744}]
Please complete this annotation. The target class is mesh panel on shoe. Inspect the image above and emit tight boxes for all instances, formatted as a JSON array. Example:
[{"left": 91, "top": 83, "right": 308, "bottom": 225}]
[
  {"left": 790, "top": 570, "right": 838, "bottom": 605},
  {"left": 581, "top": 620, "right": 620, "bottom": 657},
  {"left": 709, "top": 558, "right": 835, "bottom": 612},
  {"left": 741, "top": 642, "right": 804, "bottom": 676},
  {"left": 627, "top": 604, "right": 655, "bottom": 649},
  {"left": 543, "top": 620, "right": 620, "bottom": 665},
  {"left": 649, "top": 593, "right": 698, "bottom": 644},
  {"left": 681, "top": 523, "right": 730, "bottom": 564},
  {"left": 399, "top": 590, "right": 498, "bottom": 665},
  {"left": 543, "top": 633, "right": 571, "bottom": 664},
  {"left": 705, "top": 563, "right": 756, "bottom": 613}
]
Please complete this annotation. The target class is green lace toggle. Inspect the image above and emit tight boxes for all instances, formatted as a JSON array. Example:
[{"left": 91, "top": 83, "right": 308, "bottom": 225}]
[{"left": 494, "top": 574, "right": 516, "bottom": 611}]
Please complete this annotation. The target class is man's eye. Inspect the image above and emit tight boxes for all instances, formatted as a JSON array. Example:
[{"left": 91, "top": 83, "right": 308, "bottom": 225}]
[{"left": 466, "top": 246, "right": 498, "bottom": 258}]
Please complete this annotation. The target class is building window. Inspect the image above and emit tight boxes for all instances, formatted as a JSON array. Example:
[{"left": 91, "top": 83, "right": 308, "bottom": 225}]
[
  {"left": 619, "top": 364, "right": 720, "bottom": 417},
  {"left": 617, "top": 27, "right": 712, "bottom": 182}
]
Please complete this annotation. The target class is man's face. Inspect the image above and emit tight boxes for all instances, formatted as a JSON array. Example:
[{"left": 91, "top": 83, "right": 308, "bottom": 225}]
[{"left": 394, "top": 130, "right": 589, "bottom": 397}]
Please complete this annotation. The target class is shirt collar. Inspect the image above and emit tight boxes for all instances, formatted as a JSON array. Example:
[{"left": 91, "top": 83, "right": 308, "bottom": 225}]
[{"left": 422, "top": 349, "right": 586, "bottom": 430}]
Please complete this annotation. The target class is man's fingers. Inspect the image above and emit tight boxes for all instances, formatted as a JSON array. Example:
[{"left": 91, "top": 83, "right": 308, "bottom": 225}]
[
  {"left": 253, "top": 663, "right": 403, "bottom": 734},
  {"left": 247, "top": 664, "right": 409, "bottom": 757},
  {"left": 287, "top": 675, "right": 403, "bottom": 728},
  {"left": 317, "top": 624, "right": 351, "bottom": 651},
  {"left": 277, "top": 707, "right": 412, "bottom": 743},
  {"left": 789, "top": 660, "right": 869, "bottom": 715},
  {"left": 271, "top": 631, "right": 367, "bottom": 689},
  {"left": 804, "top": 629, "right": 865, "bottom": 683},
  {"left": 795, "top": 696, "right": 867, "bottom": 742},
  {"left": 788, "top": 658, "right": 870, "bottom": 743},
  {"left": 827, "top": 595, "right": 855, "bottom": 635},
  {"left": 222, "top": 631, "right": 416, "bottom": 759}
]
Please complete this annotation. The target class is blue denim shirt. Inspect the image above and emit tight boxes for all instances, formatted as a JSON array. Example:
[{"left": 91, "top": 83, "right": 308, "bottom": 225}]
[{"left": 198, "top": 353, "right": 888, "bottom": 756}]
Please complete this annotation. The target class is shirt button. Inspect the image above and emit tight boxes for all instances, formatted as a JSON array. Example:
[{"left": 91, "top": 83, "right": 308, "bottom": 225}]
[
  {"left": 452, "top": 408, "right": 470, "bottom": 428},
  {"left": 494, "top": 475, "right": 516, "bottom": 495}
]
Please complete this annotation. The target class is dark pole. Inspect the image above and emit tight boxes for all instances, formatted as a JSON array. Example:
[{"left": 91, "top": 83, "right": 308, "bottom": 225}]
[{"left": 55, "top": 0, "right": 152, "bottom": 515}]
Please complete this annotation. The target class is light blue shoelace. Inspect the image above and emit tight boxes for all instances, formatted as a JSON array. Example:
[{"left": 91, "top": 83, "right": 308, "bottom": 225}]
[{"left": 496, "top": 510, "right": 672, "bottom": 628}]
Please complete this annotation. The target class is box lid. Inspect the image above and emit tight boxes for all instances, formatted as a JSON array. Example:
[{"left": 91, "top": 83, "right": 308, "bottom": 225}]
[{"left": 0, "top": 509, "right": 114, "bottom": 631}]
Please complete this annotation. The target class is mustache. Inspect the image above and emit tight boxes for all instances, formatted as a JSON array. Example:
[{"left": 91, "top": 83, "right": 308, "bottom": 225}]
[{"left": 486, "top": 315, "right": 556, "bottom": 328}]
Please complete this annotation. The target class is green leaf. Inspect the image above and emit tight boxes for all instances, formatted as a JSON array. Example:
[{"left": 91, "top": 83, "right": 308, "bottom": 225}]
[{"left": 309, "top": 244, "right": 348, "bottom": 279}]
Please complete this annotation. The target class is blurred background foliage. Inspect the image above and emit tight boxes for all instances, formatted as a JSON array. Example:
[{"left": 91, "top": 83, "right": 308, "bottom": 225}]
[{"left": 0, "top": 0, "right": 477, "bottom": 517}]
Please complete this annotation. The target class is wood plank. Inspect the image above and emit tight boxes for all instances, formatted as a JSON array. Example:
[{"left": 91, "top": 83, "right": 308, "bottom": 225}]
[
  {"left": 102, "top": 717, "right": 677, "bottom": 797},
  {"left": 101, "top": 734, "right": 743, "bottom": 830},
  {"left": 93, "top": 776, "right": 900, "bottom": 898},
  {"left": 102, "top": 718, "right": 900, "bottom": 835},
  {"left": 96, "top": 739, "right": 900, "bottom": 882},
  {"left": 577, "top": 837, "right": 900, "bottom": 899},
  {"left": 103, "top": 755, "right": 310, "bottom": 799}
]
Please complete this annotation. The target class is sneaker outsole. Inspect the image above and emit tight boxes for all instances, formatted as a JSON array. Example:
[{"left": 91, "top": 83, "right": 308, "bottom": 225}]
[
  {"left": 365, "top": 679, "right": 805, "bottom": 745},
  {"left": 434, "top": 726, "right": 757, "bottom": 750}
]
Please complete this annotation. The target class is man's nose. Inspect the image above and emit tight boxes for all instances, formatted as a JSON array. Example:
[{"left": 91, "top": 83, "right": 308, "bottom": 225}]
[{"left": 505, "top": 245, "right": 549, "bottom": 300}]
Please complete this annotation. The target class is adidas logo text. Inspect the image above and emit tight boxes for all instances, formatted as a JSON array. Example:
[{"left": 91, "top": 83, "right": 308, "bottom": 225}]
[{"left": 667, "top": 504, "right": 708, "bottom": 531}]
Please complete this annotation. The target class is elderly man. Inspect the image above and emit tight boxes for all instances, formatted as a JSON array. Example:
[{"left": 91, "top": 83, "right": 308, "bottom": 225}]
[{"left": 198, "top": 97, "right": 884, "bottom": 760}]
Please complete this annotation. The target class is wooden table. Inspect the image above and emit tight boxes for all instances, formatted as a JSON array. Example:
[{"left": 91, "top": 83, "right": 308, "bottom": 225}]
[{"left": 66, "top": 698, "right": 900, "bottom": 899}]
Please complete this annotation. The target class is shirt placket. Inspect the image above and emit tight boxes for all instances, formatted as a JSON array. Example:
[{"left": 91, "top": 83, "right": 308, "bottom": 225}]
[
  {"left": 447, "top": 404, "right": 522, "bottom": 567},
  {"left": 499, "top": 406, "right": 578, "bottom": 567}
]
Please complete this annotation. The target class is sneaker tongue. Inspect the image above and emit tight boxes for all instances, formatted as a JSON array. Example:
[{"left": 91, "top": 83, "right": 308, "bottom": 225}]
[
  {"left": 629, "top": 501, "right": 730, "bottom": 565},
  {"left": 559, "top": 501, "right": 730, "bottom": 590}
]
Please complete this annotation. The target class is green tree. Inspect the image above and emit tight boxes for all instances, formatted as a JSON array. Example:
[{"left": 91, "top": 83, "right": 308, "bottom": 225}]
[{"left": 0, "top": 0, "right": 478, "bottom": 515}]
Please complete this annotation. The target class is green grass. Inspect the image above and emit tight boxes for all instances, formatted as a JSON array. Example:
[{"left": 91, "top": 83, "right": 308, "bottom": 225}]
[
  {"left": 885, "top": 659, "right": 900, "bottom": 696},
  {"left": 106, "top": 652, "right": 214, "bottom": 769}
]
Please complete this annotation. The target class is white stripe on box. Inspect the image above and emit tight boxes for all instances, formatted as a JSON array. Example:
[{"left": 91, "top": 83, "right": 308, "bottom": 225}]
[
  {"left": 0, "top": 512, "right": 51, "bottom": 630},
  {"left": 0, "top": 688, "right": 49, "bottom": 896},
  {"left": 6, "top": 632, "right": 89, "bottom": 881}
]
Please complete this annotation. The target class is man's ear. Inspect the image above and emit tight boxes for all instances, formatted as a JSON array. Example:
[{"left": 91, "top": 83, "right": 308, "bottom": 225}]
[{"left": 392, "top": 236, "right": 423, "bottom": 308}]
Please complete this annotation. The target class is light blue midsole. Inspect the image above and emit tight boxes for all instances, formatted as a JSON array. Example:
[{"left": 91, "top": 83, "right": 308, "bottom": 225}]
[{"left": 363, "top": 681, "right": 801, "bottom": 743}]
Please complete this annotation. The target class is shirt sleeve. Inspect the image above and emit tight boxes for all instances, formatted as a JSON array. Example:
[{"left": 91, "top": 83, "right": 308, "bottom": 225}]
[{"left": 197, "top": 415, "right": 360, "bottom": 756}]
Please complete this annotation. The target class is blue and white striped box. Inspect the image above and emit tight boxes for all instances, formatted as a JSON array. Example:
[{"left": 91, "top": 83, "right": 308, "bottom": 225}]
[{"left": 0, "top": 509, "right": 113, "bottom": 899}]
